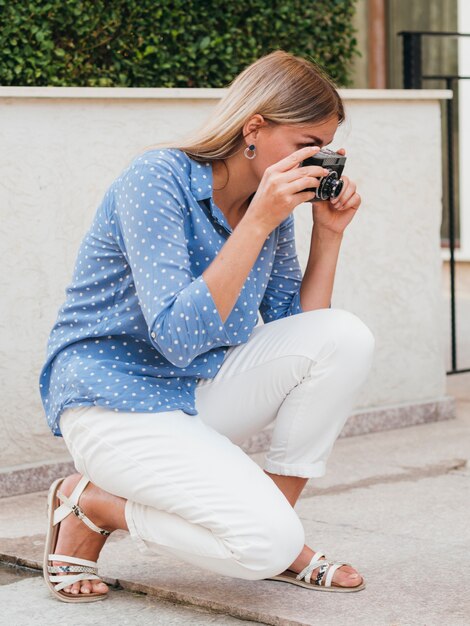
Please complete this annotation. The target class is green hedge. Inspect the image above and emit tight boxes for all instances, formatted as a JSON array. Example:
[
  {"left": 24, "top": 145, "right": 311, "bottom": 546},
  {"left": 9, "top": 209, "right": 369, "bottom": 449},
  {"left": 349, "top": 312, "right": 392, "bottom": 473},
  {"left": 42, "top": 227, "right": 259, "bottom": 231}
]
[{"left": 0, "top": 0, "right": 359, "bottom": 88}]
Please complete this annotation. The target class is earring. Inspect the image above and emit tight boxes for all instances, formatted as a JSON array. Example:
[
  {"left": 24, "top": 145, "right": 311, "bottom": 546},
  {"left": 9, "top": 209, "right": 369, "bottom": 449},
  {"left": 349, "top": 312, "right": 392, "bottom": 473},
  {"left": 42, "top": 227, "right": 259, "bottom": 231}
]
[{"left": 244, "top": 144, "right": 256, "bottom": 160}]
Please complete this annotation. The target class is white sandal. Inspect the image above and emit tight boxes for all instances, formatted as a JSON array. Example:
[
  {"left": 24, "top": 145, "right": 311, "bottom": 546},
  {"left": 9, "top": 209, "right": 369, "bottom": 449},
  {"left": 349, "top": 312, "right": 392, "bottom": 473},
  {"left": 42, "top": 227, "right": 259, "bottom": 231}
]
[
  {"left": 43, "top": 475, "right": 111, "bottom": 602},
  {"left": 264, "top": 550, "right": 366, "bottom": 592}
]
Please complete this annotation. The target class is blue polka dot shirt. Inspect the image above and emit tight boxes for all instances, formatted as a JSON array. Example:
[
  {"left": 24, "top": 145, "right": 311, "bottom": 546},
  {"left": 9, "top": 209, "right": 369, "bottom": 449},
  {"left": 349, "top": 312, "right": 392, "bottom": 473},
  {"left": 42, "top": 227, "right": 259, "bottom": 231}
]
[{"left": 39, "top": 148, "right": 308, "bottom": 437}]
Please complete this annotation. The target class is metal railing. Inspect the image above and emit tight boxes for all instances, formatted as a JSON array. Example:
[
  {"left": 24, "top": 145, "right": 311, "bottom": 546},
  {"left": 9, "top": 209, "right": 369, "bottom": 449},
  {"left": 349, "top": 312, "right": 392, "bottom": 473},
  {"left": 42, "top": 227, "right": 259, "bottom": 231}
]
[{"left": 398, "top": 31, "right": 470, "bottom": 375}]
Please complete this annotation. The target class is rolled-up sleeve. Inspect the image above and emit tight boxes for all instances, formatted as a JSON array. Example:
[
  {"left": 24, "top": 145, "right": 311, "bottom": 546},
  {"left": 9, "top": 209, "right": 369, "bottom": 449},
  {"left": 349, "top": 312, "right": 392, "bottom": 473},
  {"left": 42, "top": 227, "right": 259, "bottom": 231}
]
[
  {"left": 111, "top": 159, "right": 230, "bottom": 367},
  {"left": 259, "top": 213, "right": 305, "bottom": 323},
  {"left": 259, "top": 214, "right": 331, "bottom": 323}
]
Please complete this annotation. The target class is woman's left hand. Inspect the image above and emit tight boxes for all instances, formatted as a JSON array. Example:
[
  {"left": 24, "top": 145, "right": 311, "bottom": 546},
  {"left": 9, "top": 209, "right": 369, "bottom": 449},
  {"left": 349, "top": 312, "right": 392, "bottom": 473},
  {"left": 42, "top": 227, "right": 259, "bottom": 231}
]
[{"left": 310, "top": 149, "right": 361, "bottom": 235}]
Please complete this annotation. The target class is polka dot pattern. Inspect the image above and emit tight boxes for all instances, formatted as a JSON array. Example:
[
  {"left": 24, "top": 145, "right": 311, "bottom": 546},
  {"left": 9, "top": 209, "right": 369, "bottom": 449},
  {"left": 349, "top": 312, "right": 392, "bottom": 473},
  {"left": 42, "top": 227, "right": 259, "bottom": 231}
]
[{"left": 38, "top": 148, "right": 305, "bottom": 437}]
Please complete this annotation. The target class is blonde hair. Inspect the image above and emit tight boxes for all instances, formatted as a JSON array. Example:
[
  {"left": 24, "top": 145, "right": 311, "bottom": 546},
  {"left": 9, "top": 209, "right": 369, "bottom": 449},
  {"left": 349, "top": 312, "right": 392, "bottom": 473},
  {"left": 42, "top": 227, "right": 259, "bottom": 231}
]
[{"left": 143, "top": 49, "right": 344, "bottom": 163}]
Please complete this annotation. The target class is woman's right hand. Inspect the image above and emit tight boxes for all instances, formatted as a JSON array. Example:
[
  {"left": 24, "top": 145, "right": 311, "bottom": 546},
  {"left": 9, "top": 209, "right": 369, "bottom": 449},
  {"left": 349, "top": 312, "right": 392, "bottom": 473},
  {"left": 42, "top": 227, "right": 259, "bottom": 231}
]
[{"left": 244, "top": 146, "right": 330, "bottom": 234}]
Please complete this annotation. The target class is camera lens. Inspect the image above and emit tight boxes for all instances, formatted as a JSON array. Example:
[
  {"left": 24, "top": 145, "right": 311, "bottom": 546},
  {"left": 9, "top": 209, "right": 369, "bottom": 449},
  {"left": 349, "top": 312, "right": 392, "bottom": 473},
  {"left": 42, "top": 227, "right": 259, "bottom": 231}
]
[
  {"left": 330, "top": 178, "right": 344, "bottom": 199},
  {"left": 317, "top": 172, "right": 336, "bottom": 200},
  {"left": 316, "top": 172, "right": 344, "bottom": 200}
]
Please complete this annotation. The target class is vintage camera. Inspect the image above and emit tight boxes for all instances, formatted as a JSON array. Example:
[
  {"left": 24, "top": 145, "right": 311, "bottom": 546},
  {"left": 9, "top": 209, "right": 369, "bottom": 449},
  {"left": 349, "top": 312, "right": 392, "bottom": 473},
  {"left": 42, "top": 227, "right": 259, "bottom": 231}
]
[{"left": 300, "top": 148, "right": 347, "bottom": 201}]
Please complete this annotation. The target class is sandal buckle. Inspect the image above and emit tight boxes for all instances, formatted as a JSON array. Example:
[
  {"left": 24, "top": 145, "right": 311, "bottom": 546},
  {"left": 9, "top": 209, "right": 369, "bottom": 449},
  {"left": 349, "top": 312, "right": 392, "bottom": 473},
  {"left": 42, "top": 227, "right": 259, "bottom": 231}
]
[{"left": 71, "top": 504, "right": 84, "bottom": 520}]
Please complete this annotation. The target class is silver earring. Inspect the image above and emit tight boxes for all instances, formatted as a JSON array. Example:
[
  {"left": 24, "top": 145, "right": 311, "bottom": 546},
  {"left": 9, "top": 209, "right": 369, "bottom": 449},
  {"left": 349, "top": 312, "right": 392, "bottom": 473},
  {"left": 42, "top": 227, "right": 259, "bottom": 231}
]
[{"left": 244, "top": 144, "right": 256, "bottom": 159}]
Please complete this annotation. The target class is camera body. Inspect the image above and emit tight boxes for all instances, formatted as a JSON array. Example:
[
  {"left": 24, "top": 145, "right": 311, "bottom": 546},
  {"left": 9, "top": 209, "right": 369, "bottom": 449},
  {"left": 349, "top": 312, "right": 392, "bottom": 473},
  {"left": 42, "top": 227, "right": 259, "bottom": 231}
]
[{"left": 300, "top": 148, "right": 347, "bottom": 201}]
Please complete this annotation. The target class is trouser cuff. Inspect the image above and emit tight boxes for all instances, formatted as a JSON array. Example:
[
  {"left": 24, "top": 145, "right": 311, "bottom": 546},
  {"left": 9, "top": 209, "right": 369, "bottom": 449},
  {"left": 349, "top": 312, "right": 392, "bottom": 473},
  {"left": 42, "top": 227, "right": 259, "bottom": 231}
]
[
  {"left": 263, "top": 458, "right": 327, "bottom": 478},
  {"left": 124, "top": 500, "right": 161, "bottom": 558}
]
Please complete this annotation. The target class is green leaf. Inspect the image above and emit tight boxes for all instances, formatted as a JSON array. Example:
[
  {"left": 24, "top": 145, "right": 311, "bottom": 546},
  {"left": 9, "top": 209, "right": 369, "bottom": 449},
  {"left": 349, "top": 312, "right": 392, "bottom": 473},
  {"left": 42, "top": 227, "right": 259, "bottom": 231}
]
[{"left": 200, "top": 36, "right": 210, "bottom": 50}]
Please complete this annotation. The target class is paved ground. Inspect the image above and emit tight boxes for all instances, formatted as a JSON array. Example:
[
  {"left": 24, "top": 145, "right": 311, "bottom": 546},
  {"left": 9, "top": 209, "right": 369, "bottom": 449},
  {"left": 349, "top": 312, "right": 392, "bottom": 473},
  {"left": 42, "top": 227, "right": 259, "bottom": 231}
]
[
  {"left": 2, "top": 369, "right": 469, "bottom": 625},
  {"left": 0, "top": 564, "right": 262, "bottom": 625}
]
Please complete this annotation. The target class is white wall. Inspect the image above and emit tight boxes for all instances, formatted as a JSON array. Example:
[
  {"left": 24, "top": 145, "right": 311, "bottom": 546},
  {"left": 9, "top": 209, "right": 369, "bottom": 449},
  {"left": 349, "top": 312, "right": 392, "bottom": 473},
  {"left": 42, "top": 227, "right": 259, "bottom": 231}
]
[{"left": 0, "top": 87, "right": 452, "bottom": 469}]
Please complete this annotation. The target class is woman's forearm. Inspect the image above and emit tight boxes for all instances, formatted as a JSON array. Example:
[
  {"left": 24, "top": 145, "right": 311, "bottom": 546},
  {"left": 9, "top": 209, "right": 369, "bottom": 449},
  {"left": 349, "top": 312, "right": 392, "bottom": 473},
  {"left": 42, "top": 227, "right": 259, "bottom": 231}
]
[
  {"left": 202, "top": 216, "right": 271, "bottom": 323},
  {"left": 299, "top": 225, "right": 343, "bottom": 311}
]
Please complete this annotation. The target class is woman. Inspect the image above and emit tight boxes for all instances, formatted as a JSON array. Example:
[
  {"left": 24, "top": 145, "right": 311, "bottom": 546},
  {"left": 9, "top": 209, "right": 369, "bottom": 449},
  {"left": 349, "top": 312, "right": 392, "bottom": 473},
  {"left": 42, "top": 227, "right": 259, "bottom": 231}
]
[{"left": 40, "top": 50, "right": 375, "bottom": 602}]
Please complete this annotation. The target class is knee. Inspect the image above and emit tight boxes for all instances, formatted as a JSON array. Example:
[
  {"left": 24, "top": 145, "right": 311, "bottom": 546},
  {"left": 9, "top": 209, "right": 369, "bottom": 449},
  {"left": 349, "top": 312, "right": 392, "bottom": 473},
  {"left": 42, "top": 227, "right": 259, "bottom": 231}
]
[
  {"left": 326, "top": 309, "right": 376, "bottom": 388},
  {"left": 297, "top": 307, "right": 375, "bottom": 359},
  {"left": 299, "top": 308, "right": 375, "bottom": 385},
  {"left": 329, "top": 308, "right": 376, "bottom": 357},
  {"left": 228, "top": 508, "right": 306, "bottom": 580}
]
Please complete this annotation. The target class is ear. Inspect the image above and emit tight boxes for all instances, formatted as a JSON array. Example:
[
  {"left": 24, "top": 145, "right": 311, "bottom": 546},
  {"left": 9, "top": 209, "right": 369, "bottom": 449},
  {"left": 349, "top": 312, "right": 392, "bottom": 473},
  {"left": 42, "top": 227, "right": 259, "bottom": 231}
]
[{"left": 243, "top": 114, "right": 267, "bottom": 144}]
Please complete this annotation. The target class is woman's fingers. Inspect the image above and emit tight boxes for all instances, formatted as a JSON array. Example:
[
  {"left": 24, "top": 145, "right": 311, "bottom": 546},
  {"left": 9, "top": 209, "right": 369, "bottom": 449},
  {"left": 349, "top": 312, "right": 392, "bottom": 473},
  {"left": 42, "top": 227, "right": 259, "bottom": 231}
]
[
  {"left": 293, "top": 189, "right": 320, "bottom": 203},
  {"left": 269, "top": 146, "right": 321, "bottom": 173},
  {"left": 284, "top": 164, "right": 329, "bottom": 182},
  {"left": 340, "top": 192, "right": 361, "bottom": 211},
  {"left": 289, "top": 175, "right": 321, "bottom": 194},
  {"left": 331, "top": 177, "right": 358, "bottom": 209}
]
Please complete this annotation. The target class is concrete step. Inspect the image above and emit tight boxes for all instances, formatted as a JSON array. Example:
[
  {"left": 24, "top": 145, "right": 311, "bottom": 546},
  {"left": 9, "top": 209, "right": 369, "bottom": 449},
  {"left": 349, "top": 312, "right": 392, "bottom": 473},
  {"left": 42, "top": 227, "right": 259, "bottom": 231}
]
[{"left": 0, "top": 563, "right": 261, "bottom": 625}]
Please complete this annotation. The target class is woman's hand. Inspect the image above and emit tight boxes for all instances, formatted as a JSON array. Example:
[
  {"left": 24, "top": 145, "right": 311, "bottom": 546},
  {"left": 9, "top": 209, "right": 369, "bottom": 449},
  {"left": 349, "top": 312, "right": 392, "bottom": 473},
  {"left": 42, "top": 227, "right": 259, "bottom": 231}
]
[
  {"left": 309, "top": 148, "right": 361, "bottom": 235},
  {"left": 244, "top": 146, "right": 330, "bottom": 235}
]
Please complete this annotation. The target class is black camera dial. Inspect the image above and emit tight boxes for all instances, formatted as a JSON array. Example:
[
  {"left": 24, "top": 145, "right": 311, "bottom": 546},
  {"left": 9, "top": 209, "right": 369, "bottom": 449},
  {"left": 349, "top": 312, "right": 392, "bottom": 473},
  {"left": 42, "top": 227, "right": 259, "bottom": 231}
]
[{"left": 317, "top": 170, "right": 344, "bottom": 201}]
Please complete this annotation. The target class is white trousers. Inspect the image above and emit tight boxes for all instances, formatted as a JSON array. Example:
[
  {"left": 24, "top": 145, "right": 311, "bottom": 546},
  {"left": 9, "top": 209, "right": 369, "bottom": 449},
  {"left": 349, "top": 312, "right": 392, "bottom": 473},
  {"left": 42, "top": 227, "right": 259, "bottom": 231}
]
[{"left": 59, "top": 308, "right": 375, "bottom": 580}]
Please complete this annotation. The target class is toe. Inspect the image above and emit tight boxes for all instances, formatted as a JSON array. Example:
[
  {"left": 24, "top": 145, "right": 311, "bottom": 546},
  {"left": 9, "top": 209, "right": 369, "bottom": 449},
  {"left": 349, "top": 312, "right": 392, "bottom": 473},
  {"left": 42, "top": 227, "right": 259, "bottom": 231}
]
[
  {"left": 92, "top": 580, "right": 109, "bottom": 594},
  {"left": 80, "top": 580, "right": 92, "bottom": 594},
  {"left": 71, "top": 581, "right": 82, "bottom": 594},
  {"left": 333, "top": 565, "right": 363, "bottom": 587}
]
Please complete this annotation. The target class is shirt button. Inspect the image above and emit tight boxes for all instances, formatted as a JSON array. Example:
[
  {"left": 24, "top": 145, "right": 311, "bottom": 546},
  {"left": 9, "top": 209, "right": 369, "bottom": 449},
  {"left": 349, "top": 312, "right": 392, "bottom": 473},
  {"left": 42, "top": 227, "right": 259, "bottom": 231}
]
[{"left": 151, "top": 332, "right": 156, "bottom": 338}]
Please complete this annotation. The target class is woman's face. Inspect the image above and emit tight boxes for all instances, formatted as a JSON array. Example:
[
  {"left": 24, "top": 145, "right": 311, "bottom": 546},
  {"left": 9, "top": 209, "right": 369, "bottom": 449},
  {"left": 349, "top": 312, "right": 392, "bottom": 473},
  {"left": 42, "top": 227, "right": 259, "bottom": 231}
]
[{"left": 247, "top": 115, "right": 339, "bottom": 180}]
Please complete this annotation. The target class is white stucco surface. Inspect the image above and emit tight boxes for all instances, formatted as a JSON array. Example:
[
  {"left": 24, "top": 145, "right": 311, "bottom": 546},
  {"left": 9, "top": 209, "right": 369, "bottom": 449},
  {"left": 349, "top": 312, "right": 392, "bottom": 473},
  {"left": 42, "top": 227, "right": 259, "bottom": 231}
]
[{"left": 0, "top": 88, "right": 451, "bottom": 467}]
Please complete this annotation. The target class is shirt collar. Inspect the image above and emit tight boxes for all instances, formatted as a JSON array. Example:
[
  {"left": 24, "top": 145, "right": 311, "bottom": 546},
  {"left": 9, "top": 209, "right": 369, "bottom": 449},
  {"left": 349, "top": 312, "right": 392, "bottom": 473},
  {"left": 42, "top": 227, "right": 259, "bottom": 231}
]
[
  {"left": 182, "top": 151, "right": 235, "bottom": 233},
  {"left": 186, "top": 153, "right": 213, "bottom": 201}
]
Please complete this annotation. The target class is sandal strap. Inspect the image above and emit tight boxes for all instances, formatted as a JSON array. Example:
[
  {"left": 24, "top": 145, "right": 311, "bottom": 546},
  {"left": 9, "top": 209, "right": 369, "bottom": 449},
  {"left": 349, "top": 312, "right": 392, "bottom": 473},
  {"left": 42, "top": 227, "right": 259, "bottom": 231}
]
[
  {"left": 324, "top": 562, "right": 347, "bottom": 587},
  {"left": 312, "top": 562, "right": 330, "bottom": 586},
  {"left": 309, "top": 560, "right": 354, "bottom": 587},
  {"left": 53, "top": 475, "right": 90, "bottom": 525},
  {"left": 296, "top": 551, "right": 327, "bottom": 584},
  {"left": 48, "top": 564, "right": 97, "bottom": 574},
  {"left": 54, "top": 481, "right": 111, "bottom": 537},
  {"left": 50, "top": 572, "right": 104, "bottom": 592},
  {"left": 48, "top": 553, "right": 98, "bottom": 568}
]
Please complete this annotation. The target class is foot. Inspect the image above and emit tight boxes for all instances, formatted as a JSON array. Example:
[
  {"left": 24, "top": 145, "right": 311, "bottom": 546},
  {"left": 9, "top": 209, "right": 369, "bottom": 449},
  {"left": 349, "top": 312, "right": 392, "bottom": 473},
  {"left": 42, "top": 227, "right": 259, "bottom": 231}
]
[
  {"left": 287, "top": 545, "right": 363, "bottom": 588},
  {"left": 52, "top": 473, "right": 117, "bottom": 596}
]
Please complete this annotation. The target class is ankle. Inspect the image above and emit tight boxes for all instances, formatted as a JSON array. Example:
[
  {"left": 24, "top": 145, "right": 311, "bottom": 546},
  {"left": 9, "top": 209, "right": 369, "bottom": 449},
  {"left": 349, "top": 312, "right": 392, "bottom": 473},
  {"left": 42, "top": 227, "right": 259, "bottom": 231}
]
[
  {"left": 80, "top": 482, "right": 127, "bottom": 533},
  {"left": 288, "top": 545, "right": 318, "bottom": 573}
]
